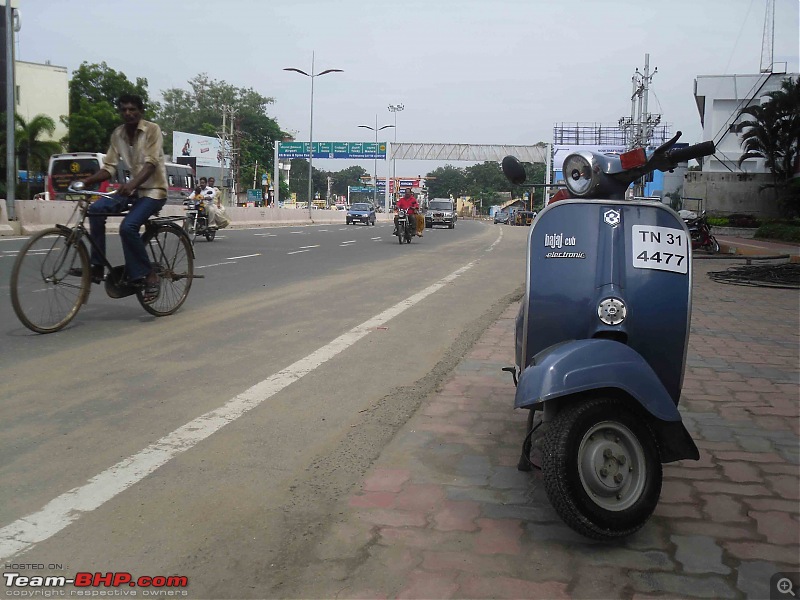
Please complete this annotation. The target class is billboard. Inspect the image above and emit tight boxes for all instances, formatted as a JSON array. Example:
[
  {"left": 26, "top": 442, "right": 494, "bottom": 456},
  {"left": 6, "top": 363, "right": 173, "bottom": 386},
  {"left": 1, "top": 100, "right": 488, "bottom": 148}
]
[{"left": 173, "top": 131, "right": 228, "bottom": 168}]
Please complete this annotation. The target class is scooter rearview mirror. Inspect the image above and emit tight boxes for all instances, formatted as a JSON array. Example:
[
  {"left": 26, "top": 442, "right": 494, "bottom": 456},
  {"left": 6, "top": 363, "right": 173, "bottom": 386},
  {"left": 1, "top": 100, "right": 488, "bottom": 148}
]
[{"left": 502, "top": 155, "right": 527, "bottom": 185}]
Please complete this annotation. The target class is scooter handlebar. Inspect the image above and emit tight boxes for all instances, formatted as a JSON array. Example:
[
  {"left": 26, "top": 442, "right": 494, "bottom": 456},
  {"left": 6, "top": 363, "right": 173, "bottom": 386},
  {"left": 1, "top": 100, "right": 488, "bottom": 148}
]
[{"left": 664, "top": 141, "right": 716, "bottom": 165}]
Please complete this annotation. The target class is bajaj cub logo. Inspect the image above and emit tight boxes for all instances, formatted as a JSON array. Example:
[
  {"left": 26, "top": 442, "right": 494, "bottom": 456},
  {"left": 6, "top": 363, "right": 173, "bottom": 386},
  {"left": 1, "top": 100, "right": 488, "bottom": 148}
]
[{"left": 604, "top": 209, "right": 621, "bottom": 227}]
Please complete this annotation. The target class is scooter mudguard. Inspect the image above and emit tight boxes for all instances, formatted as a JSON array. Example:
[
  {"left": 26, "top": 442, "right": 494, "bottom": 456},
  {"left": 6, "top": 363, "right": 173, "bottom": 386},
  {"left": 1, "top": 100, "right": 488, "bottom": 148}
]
[{"left": 516, "top": 338, "right": 699, "bottom": 462}]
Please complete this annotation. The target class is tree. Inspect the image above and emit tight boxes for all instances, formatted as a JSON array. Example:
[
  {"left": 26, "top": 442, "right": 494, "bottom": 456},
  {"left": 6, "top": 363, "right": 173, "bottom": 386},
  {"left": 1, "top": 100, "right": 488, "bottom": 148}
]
[
  {"left": 738, "top": 76, "right": 800, "bottom": 215},
  {"left": 64, "top": 62, "right": 151, "bottom": 151},
  {"left": 0, "top": 113, "right": 62, "bottom": 198},
  {"left": 426, "top": 165, "right": 467, "bottom": 199},
  {"left": 153, "top": 73, "right": 283, "bottom": 191},
  {"left": 331, "top": 165, "right": 369, "bottom": 197}
]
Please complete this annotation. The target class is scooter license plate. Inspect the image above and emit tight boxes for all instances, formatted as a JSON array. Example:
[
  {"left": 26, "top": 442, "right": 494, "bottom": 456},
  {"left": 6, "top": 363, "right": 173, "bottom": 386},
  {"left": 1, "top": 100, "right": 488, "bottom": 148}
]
[{"left": 632, "top": 225, "right": 688, "bottom": 275}]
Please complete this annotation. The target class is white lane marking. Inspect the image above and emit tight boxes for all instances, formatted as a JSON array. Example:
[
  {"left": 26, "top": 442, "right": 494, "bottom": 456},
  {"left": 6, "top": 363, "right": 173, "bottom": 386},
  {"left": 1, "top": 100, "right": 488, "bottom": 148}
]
[
  {"left": 299, "top": 245, "right": 320, "bottom": 249},
  {"left": 338, "top": 228, "right": 348, "bottom": 231},
  {"left": 196, "top": 261, "right": 237, "bottom": 269},
  {"left": 287, "top": 250, "right": 310, "bottom": 255},
  {"left": 0, "top": 257, "right": 480, "bottom": 561},
  {"left": 341, "top": 240, "right": 356, "bottom": 244},
  {"left": 254, "top": 233, "right": 277, "bottom": 237},
  {"left": 371, "top": 237, "right": 381, "bottom": 241},
  {"left": 226, "top": 254, "right": 261, "bottom": 260},
  {"left": 0, "top": 237, "right": 27, "bottom": 242},
  {"left": 486, "top": 226, "right": 503, "bottom": 252},
  {"left": 290, "top": 231, "right": 304, "bottom": 234},
  {"left": 318, "top": 229, "right": 329, "bottom": 232}
]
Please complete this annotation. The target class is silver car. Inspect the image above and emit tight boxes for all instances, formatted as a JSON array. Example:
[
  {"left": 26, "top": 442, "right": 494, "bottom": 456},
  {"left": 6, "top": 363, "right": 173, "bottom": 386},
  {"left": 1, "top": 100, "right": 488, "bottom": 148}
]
[{"left": 425, "top": 198, "right": 457, "bottom": 229}]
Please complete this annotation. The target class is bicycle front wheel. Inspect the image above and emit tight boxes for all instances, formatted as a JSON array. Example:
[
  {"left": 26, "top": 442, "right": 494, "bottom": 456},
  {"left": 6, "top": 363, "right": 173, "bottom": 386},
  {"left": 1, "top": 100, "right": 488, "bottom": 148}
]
[
  {"left": 138, "top": 224, "right": 194, "bottom": 316},
  {"left": 10, "top": 227, "right": 90, "bottom": 333}
]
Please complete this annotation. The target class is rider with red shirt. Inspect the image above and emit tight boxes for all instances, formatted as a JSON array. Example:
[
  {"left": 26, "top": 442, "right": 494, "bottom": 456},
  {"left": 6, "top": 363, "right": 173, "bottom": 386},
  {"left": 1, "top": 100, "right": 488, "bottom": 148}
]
[{"left": 395, "top": 188, "right": 421, "bottom": 237}]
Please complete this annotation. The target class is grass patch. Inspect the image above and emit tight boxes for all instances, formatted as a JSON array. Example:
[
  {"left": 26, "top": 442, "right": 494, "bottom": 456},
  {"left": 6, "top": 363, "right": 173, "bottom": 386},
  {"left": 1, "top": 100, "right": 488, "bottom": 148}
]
[{"left": 754, "top": 221, "right": 800, "bottom": 243}]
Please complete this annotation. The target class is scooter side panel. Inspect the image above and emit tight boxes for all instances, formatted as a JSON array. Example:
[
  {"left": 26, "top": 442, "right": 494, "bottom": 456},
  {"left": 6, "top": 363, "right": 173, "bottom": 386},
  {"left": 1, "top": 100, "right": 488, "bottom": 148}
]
[{"left": 514, "top": 339, "right": 682, "bottom": 422}]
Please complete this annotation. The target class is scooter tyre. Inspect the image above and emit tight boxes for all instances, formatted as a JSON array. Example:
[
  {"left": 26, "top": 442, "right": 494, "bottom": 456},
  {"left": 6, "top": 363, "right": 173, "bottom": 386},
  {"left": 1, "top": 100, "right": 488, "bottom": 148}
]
[
  {"left": 542, "top": 397, "right": 662, "bottom": 540},
  {"left": 205, "top": 229, "right": 216, "bottom": 242},
  {"left": 707, "top": 236, "right": 720, "bottom": 254}
]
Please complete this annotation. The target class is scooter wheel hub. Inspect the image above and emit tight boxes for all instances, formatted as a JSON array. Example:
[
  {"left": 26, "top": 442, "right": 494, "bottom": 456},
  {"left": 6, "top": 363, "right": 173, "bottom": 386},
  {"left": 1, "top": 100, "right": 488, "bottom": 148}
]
[{"left": 578, "top": 421, "right": 646, "bottom": 511}]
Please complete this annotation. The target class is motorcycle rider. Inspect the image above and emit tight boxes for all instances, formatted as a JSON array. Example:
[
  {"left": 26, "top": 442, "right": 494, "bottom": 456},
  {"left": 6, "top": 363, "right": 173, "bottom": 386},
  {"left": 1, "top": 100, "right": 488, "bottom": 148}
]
[
  {"left": 394, "top": 188, "right": 421, "bottom": 237},
  {"left": 195, "top": 177, "right": 219, "bottom": 231}
]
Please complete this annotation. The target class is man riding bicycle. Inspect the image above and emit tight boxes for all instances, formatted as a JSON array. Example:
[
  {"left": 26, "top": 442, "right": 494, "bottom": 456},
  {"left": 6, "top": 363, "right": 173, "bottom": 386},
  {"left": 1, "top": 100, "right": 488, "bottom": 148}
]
[{"left": 78, "top": 93, "right": 167, "bottom": 303}]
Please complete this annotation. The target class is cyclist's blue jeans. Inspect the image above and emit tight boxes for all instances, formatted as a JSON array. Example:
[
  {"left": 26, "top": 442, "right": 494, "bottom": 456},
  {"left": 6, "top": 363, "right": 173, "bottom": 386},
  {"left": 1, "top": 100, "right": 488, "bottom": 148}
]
[{"left": 88, "top": 195, "right": 166, "bottom": 282}]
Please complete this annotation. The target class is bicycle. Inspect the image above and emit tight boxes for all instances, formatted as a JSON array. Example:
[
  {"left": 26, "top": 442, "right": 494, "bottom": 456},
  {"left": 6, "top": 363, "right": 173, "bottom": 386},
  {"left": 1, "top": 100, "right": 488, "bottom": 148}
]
[{"left": 10, "top": 182, "right": 199, "bottom": 334}]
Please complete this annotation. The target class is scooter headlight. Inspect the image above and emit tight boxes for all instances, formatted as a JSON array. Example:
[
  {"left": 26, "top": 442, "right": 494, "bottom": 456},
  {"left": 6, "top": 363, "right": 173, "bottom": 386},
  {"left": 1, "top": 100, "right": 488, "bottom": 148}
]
[{"left": 563, "top": 151, "right": 600, "bottom": 198}]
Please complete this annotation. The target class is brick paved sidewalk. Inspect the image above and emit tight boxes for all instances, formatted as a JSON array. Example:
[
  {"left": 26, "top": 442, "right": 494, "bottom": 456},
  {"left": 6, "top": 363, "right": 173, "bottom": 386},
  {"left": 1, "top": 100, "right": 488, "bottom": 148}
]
[{"left": 304, "top": 259, "right": 799, "bottom": 600}]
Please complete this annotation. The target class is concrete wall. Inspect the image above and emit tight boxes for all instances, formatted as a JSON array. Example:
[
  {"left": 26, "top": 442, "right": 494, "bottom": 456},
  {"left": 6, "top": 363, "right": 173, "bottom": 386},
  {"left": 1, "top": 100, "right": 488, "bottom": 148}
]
[
  {"left": 0, "top": 200, "right": 391, "bottom": 235},
  {"left": 683, "top": 171, "right": 781, "bottom": 217},
  {"left": 16, "top": 61, "right": 69, "bottom": 145}
]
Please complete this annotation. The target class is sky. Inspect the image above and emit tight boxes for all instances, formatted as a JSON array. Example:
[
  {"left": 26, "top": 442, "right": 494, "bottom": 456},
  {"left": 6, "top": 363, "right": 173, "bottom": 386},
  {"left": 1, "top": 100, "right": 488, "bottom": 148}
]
[{"left": 17, "top": 0, "right": 800, "bottom": 178}]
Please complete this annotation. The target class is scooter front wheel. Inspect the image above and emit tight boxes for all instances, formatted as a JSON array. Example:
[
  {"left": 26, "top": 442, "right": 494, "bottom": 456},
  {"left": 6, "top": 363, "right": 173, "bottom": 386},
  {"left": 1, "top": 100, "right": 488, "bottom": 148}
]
[{"left": 542, "top": 397, "right": 662, "bottom": 540}]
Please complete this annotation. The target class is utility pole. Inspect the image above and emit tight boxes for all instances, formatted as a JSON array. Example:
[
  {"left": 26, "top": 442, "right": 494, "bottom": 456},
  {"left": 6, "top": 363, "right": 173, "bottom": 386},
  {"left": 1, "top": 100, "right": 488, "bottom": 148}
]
[
  {"left": 219, "top": 105, "right": 238, "bottom": 206},
  {"left": 618, "top": 54, "right": 660, "bottom": 196},
  {"left": 4, "top": 0, "right": 16, "bottom": 220}
]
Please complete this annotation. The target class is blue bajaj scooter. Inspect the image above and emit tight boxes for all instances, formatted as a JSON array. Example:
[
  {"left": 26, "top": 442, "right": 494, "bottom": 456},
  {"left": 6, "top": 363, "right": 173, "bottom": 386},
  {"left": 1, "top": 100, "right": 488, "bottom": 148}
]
[{"left": 501, "top": 133, "right": 715, "bottom": 540}]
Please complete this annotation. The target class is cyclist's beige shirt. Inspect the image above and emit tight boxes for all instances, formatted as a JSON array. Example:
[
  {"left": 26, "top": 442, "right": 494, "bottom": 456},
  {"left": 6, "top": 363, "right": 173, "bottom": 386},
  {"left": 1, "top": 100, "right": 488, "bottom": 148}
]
[{"left": 101, "top": 119, "right": 168, "bottom": 201}]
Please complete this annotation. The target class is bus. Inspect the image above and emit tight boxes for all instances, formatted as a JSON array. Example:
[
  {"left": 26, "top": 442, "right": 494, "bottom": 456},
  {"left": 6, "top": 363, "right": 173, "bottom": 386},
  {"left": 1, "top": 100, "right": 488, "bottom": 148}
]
[{"left": 47, "top": 152, "right": 195, "bottom": 205}]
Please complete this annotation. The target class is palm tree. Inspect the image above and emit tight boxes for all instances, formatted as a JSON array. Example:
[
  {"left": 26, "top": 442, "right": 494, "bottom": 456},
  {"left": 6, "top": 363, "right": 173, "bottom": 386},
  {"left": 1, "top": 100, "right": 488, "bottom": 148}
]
[
  {"left": 16, "top": 114, "right": 62, "bottom": 199},
  {"left": 0, "top": 113, "right": 63, "bottom": 198},
  {"left": 738, "top": 76, "right": 800, "bottom": 215}
]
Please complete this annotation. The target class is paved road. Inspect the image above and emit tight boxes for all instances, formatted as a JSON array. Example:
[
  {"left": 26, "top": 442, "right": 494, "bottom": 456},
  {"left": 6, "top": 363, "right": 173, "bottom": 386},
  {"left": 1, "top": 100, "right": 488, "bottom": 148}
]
[
  {"left": 0, "top": 220, "right": 530, "bottom": 598},
  {"left": 283, "top": 257, "right": 799, "bottom": 600}
]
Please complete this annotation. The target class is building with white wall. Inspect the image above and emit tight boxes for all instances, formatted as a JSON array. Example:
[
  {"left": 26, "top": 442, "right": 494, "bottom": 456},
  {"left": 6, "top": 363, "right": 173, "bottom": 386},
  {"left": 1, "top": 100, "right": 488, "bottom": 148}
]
[
  {"left": 15, "top": 59, "right": 68, "bottom": 146},
  {"left": 693, "top": 70, "right": 798, "bottom": 173}
]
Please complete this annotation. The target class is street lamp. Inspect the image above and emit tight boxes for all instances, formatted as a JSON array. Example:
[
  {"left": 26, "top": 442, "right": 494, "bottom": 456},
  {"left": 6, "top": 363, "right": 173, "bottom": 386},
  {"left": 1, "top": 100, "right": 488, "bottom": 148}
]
[
  {"left": 284, "top": 52, "right": 343, "bottom": 219},
  {"left": 358, "top": 116, "right": 394, "bottom": 209},
  {"left": 387, "top": 103, "right": 404, "bottom": 204}
]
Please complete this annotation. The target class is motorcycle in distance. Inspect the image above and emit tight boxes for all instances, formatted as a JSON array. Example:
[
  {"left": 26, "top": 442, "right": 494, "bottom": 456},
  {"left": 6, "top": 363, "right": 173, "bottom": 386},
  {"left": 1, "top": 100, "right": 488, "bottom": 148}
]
[
  {"left": 500, "top": 132, "right": 715, "bottom": 540},
  {"left": 183, "top": 199, "right": 216, "bottom": 242},
  {"left": 395, "top": 208, "right": 414, "bottom": 244},
  {"left": 683, "top": 210, "right": 720, "bottom": 253}
]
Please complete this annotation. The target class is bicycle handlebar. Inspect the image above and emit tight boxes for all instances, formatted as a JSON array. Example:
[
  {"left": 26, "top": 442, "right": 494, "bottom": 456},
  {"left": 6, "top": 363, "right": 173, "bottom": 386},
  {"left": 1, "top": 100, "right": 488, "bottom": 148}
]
[{"left": 67, "top": 182, "right": 119, "bottom": 199}]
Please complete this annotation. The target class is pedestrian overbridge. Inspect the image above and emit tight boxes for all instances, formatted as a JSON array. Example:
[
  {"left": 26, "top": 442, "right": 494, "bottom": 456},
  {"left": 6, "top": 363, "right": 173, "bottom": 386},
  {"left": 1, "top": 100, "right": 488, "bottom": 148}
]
[
  {"left": 389, "top": 143, "right": 548, "bottom": 163},
  {"left": 385, "top": 142, "right": 550, "bottom": 209}
]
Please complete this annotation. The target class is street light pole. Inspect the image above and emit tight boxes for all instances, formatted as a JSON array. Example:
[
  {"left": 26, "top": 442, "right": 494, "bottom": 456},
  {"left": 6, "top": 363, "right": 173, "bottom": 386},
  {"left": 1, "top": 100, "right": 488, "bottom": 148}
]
[
  {"left": 284, "top": 53, "right": 343, "bottom": 219},
  {"left": 358, "top": 117, "right": 394, "bottom": 208},
  {"left": 387, "top": 103, "right": 404, "bottom": 204}
]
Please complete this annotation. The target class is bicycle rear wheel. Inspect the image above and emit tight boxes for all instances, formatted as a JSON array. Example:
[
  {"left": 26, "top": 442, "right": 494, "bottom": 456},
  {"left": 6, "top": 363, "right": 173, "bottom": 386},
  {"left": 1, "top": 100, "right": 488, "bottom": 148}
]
[
  {"left": 138, "top": 224, "right": 194, "bottom": 316},
  {"left": 10, "top": 227, "right": 90, "bottom": 333}
]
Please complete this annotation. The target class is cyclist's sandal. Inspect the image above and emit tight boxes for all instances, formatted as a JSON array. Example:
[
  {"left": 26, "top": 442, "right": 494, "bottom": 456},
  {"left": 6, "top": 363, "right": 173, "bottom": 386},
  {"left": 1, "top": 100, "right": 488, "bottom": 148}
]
[{"left": 142, "top": 278, "right": 160, "bottom": 303}]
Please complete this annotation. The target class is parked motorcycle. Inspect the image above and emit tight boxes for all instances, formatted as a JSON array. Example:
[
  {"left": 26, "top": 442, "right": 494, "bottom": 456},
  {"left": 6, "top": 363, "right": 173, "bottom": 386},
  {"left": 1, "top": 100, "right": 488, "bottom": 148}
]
[
  {"left": 184, "top": 200, "right": 216, "bottom": 242},
  {"left": 684, "top": 211, "right": 720, "bottom": 253},
  {"left": 395, "top": 208, "right": 414, "bottom": 244},
  {"left": 501, "top": 132, "right": 715, "bottom": 540}
]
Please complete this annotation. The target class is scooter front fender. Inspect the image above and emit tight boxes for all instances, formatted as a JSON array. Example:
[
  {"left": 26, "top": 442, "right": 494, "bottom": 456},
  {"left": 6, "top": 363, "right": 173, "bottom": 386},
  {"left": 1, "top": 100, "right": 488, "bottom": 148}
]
[
  {"left": 516, "top": 339, "right": 699, "bottom": 462},
  {"left": 515, "top": 339, "right": 680, "bottom": 422}
]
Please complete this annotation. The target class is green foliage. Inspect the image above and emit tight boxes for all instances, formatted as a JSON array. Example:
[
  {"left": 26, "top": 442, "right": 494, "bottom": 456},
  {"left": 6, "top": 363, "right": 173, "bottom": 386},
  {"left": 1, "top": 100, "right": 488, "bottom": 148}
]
[
  {"left": 426, "top": 165, "right": 467, "bottom": 199},
  {"left": 707, "top": 217, "right": 729, "bottom": 227},
  {"left": 65, "top": 62, "right": 151, "bottom": 152},
  {"left": 754, "top": 221, "right": 800, "bottom": 243},
  {"left": 738, "top": 76, "right": 800, "bottom": 216},
  {"left": 0, "top": 113, "right": 62, "bottom": 198},
  {"left": 153, "top": 73, "right": 283, "bottom": 189},
  {"left": 425, "top": 154, "right": 546, "bottom": 207},
  {"left": 284, "top": 161, "right": 371, "bottom": 203}
]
